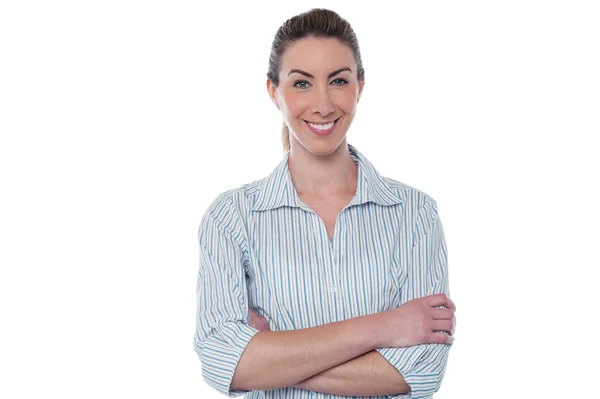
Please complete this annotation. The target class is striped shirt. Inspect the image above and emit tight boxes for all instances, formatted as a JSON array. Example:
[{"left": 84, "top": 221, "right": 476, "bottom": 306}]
[{"left": 193, "top": 143, "right": 452, "bottom": 399}]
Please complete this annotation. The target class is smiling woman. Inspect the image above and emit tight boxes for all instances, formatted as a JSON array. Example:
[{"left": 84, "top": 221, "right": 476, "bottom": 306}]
[
  {"left": 266, "top": 17, "right": 365, "bottom": 155},
  {"left": 193, "top": 7, "right": 456, "bottom": 399}
]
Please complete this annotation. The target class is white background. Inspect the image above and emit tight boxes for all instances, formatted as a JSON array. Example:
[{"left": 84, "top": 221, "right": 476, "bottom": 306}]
[{"left": 1, "top": 1, "right": 598, "bottom": 398}]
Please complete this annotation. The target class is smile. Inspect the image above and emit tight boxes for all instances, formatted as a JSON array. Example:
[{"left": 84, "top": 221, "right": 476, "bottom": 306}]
[{"left": 304, "top": 117, "right": 340, "bottom": 136}]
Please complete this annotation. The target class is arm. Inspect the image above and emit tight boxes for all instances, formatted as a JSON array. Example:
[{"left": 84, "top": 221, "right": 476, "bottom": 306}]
[
  {"left": 193, "top": 194, "right": 381, "bottom": 397},
  {"left": 193, "top": 199, "right": 260, "bottom": 398},
  {"left": 376, "top": 195, "right": 453, "bottom": 399},
  {"left": 231, "top": 314, "right": 380, "bottom": 392},
  {"left": 293, "top": 350, "right": 411, "bottom": 396}
]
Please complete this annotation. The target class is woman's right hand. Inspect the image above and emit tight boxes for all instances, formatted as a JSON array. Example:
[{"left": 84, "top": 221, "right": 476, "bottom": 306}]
[
  {"left": 376, "top": 293, "right": 456, "bottom": 348},
  {"left": 248, "top": 307, "right": 271, "bottom": 331}
]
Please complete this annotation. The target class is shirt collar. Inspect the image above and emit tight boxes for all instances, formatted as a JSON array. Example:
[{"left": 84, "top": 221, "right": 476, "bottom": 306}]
[{"left": 250, "top": 143, "right": 403, "bottom": 212}]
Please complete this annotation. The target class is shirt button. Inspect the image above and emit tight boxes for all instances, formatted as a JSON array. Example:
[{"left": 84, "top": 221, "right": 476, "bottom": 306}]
[{"left": 331, "top": 286, "right": 337, "bottom": 293}]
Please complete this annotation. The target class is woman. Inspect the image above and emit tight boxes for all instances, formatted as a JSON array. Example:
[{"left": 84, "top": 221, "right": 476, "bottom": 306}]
[{"left": 193, "top": 8, "right": 456, "bottom": 399}]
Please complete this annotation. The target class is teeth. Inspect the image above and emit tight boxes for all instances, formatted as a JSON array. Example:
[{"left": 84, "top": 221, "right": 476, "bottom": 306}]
[{"left": 308, "top": 121, "right": 334, "bottom": 130}]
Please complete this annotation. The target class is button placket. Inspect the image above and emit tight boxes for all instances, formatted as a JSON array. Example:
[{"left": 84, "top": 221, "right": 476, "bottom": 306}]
[
  {"left": 311, "top": 213, "right": 335, "bottom": 303},
  {"left": 332, "top": 217, "right": 346, "bottom": 298}
]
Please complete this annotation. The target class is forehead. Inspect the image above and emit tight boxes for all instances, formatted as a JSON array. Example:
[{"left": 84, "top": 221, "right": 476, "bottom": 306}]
[{"left": 281, "top": 37, "right": 355, "bottom": 76}]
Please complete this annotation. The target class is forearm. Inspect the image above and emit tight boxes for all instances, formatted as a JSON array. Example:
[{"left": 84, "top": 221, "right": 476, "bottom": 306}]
[
  {"left": 231, "top": 313, "right": 380, "bottom": 392},
  {"left": 293, "top": 350, "right": 411, "bottom": 396}
]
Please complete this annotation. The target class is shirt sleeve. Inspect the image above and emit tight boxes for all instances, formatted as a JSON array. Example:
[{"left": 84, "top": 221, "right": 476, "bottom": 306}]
[
  {"left": 376, "top": 195, "right": 453, "bottom": 399},
  {"left": 192, "top": 196, "right": 261, "bottom": 397}
]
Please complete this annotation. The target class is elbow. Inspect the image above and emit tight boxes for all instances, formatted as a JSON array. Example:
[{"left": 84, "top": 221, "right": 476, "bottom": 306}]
[
  {"left": 431, "top": 371, "right": 445, "bottom": 395},
  {"left": 195, "top": 338, "right": 250, "bottom": 397},
  {"left": 401, "top": 372, "right": 444, "bottom": 399},
  {"left": 205, "top": 354, "right": 249, "bottom": 397},
  {"left": 193, "top": 322, "right": 260, "bottom": 396},
  {"left": 404, "top": 347, "right": 451, "bottom": 398}
]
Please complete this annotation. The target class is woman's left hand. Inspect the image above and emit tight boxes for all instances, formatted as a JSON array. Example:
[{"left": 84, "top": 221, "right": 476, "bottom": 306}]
[{"left": 248, "top": 307, "right": 271, "bottom": 331}]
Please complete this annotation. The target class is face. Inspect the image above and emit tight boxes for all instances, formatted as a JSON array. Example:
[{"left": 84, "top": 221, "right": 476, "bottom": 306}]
[{"left": 267, "top": 37, "right": 365, "bottom": 156}]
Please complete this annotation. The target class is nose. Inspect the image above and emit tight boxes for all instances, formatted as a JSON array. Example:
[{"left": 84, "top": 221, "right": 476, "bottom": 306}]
[{"left": 311, "top": 87, "right": 335, "bottom": 117}]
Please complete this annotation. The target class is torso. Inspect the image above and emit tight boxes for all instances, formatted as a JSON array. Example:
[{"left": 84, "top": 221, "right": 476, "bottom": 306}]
[{"left": 299, "top": 194, "right": 355, "bottom": 242}]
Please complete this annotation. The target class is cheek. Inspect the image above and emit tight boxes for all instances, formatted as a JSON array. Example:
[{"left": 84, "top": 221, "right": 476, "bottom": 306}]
[
  {"left": 282, "top": 91, "right": 307, "bottom": 117},
  {"left": 332, "top": 89, "right": 358, "bottom": 112},
  {"left": 337, "top": 99, "right": 357, "bottom": 115}
]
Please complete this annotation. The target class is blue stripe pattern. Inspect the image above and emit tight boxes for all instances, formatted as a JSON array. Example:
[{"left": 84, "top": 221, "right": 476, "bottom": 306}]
[{"left": 193, "top": 143, "right": 452, "bottom": 399}]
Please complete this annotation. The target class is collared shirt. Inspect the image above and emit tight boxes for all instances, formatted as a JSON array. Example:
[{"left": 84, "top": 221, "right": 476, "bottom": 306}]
[{"left": 193, "top": 143, "right": 452, "bottom": 399}]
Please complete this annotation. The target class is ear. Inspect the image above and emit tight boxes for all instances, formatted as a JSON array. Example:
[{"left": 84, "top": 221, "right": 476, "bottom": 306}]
[
  {"left": 266, "top": 79, "right": 280, "bottom": 110},
  {"left": 357, "top": 76, "right": 365, "bottom": 103}
]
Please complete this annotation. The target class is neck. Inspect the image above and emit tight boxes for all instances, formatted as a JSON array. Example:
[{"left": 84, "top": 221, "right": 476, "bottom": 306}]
[{"left": 287, "top": 139, "right": 358, "bottom": 198}]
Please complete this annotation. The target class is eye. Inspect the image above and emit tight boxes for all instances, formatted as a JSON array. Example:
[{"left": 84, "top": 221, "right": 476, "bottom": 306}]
[
  {"left": 293, "top": 80, "right": 310, "bottom": 89},
  {"left": 293, "top": 78, "right": 348, "bottom": 89}
]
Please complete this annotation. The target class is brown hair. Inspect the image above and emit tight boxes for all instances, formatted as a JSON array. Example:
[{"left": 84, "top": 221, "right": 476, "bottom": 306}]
[{"left": 267, "top": 8, "right": 365, "bottom": 154}]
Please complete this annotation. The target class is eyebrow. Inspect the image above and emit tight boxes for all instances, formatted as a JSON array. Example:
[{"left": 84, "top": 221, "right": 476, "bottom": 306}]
[{"left": 287, "top": 67, "right": 352, "bottom": 79}]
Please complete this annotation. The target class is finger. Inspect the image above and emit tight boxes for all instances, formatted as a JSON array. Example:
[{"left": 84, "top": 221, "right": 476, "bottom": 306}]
[
  {"left": 432, "top": 320, "right": 453, "bottom": 335},
  {"left": 431, "top": 308, "right": 454, "bottom": 320},
  {"left": 431, "top": 332, "right": 454, "bottom": 344},
  {"left": 426, "top": 293, "right": 450, "bottom": 308},
  {"left": 248, "top": 308, "right": 259, "bottom": 326},
  {"left": 256, "top": 316, "right": 271, "bottom": 331},
  {"left": 446, "top": 296, "right": 457, "bottom": 311}
]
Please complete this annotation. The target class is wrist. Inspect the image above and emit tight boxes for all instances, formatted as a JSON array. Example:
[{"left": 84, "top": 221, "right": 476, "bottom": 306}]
[{"left": 363, "top": 312, "right": 384, "bottom": 349}]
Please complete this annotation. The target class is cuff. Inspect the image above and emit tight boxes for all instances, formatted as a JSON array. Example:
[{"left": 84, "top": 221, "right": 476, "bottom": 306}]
[
  {"left": 199, "top": 321, "right": 261, "bottom": 397},
  {"left": 377, "top": 343, "right": 451, "bottom": 399}
]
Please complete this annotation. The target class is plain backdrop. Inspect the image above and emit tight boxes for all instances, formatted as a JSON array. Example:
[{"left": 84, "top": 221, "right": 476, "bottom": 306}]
[{"left": 1, "top": 1, "right": 598, "bottom": 398}]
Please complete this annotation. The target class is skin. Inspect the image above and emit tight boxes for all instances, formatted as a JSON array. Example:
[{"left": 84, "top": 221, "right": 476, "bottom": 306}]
[{"left": 267, "top": 37, "right": 364, "bottom": 199}]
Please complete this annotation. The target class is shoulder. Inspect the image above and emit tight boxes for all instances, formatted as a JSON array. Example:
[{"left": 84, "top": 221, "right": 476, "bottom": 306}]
[
  {"left": 199, "top": 179, "right": 263, "bottom": 238},
  {"left": 203, "top": 179, "right": 262, "bottom": 218},
  {"left": 382, "top": 176, "right": 442, "bottom": 238},
  {"left": 383, "top": 176, "right": 439, "bottom": 212}
]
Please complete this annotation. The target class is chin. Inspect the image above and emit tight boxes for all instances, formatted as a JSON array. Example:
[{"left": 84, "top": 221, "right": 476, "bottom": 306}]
[{"left": 297, "top": 136, "right": 348, "bottom": 157}]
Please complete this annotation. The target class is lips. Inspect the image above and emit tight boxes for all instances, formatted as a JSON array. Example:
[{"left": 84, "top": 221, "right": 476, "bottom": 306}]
[
  {"left": 304, "top": 117, "right": 340, "bottom": 136},
  {"left": 304, "top": 118, "right": 340, "bottom": 136}
]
